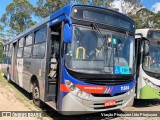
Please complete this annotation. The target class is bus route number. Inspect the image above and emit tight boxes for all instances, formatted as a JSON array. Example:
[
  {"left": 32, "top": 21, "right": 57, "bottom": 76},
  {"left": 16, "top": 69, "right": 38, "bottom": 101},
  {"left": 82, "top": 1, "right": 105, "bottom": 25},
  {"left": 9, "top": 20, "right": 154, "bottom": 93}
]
[{"left": 121, "top": 86, "right": 129, "bottom": 91}]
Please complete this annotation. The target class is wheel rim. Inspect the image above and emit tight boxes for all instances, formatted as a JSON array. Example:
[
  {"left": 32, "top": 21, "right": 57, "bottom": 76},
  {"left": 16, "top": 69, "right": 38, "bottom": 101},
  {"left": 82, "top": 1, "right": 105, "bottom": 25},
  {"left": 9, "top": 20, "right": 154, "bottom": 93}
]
[
  {"left": 34, "top": 87, "right": 40, "bottom": 100},
  {"left": 7, "top": 74, "right": 9, "bottom": 80}
]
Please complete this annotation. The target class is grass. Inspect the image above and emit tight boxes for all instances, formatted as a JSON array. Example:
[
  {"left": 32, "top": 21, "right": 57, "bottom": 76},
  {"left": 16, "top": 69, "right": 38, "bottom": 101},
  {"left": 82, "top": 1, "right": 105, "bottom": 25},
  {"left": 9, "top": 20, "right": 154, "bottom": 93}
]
[{"left": 0, "top": 71, "right": 48, "bottom": 120}]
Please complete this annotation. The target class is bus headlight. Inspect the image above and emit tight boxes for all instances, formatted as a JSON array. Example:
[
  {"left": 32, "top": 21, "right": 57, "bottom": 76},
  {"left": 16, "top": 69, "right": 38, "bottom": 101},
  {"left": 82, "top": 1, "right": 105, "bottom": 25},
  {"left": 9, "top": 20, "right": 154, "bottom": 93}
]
[
  {"left": 77, "top": 90, "right": 82, "bottom": 97},
  {"left": 69, "top": 85, "right": 76, "bottom": 91},
  {"left": 85, "top": 93, "right": 90, "bottom": 99},
  {"left": 65, "top": 80, "right": 91, "bottom": 100},
  {"left": 144, "top": 79, "right": 160, "bottom": 90}
]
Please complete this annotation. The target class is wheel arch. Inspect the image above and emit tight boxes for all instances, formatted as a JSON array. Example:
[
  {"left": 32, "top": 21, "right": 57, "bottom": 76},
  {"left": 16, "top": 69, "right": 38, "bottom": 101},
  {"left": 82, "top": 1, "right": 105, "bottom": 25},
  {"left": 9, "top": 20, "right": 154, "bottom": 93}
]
[{"left": 30, "top": 75, "right": 39, "bottom": 93}]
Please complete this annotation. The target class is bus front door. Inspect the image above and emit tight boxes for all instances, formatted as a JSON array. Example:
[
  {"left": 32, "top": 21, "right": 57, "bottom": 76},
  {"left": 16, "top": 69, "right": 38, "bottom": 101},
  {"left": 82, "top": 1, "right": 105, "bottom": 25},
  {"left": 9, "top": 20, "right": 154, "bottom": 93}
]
[{"left": 46, "top": 24, "right": 61, "bottom": 103}]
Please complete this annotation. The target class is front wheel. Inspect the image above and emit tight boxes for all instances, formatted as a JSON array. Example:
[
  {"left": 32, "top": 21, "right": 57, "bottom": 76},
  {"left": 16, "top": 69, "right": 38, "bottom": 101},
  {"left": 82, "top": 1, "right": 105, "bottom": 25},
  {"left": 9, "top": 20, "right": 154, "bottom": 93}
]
[{"left": 32, "top": 81, "right": 42, "bottom": 107}]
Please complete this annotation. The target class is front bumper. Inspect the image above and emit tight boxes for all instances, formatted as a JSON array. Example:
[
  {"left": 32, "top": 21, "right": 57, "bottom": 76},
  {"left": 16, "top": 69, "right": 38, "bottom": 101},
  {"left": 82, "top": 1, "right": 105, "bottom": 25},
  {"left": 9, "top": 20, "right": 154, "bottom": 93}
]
[{"left": 61, "top": 88, "right": 135, "bottom": 115}]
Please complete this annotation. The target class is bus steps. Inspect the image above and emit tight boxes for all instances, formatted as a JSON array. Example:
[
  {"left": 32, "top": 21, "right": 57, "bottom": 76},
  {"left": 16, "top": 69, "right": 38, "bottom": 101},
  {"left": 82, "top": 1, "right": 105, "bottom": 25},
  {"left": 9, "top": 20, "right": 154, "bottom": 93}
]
[
  {"left": 47, "top": 94, "right": 55, "bottom": 99},
  {"left": 48, "top": 78, "right": 57, "bottom": 84},
  {"left": 45, "top": 101, "right": 56, "bottom": 110}
]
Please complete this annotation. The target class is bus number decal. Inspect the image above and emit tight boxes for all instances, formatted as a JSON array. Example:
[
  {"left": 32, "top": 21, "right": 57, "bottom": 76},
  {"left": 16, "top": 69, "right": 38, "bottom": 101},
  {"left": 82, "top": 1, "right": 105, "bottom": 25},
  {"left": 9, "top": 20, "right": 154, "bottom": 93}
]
[{"left": 121, "top": 86, "right": 129, "bottom": 91}]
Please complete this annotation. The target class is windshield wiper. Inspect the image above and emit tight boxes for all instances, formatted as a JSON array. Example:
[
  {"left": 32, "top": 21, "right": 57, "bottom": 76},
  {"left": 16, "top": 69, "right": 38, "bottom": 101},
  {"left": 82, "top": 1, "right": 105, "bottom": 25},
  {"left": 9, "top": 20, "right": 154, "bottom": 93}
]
[
  {"left": 91, "top": 23, "right": 113, "bottom": 72},
  {"left": 115, "top": 41, "right": 119, "bottom": 64},
  {"left": 91, "top": 23, "right": 105, "bottom": 42},
  {"left": 91, "top": 23, "right": 108, "bottom": 58}
]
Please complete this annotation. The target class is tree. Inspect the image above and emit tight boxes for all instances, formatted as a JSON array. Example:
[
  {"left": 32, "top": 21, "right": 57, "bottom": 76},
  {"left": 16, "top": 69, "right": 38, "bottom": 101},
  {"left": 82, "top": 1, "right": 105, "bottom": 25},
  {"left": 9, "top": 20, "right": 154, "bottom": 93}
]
[
  {"left": 0, "top": 25, "right": 5, "bottom": 40},
  {"left": 120, "top": 0, "right": 141, "bottom": 15},
  {"left": 35, "top": 0, "right": 66, "bottom": 19},
  {"left": 130, "top": 8, "right": 160, "bottom": 29},
  {"left": 35, "top": 0, "right": 116, "bottom": 19},
  {"left": 0, "top": 0, "right": 36, "bottom": 35}
]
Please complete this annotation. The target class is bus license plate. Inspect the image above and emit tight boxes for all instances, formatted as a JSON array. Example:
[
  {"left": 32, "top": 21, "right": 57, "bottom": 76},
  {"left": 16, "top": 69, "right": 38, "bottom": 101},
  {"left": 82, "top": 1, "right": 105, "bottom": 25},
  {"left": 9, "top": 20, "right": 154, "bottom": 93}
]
[{"left": 104, "top": 100, "right": 116, "bottom": 106}]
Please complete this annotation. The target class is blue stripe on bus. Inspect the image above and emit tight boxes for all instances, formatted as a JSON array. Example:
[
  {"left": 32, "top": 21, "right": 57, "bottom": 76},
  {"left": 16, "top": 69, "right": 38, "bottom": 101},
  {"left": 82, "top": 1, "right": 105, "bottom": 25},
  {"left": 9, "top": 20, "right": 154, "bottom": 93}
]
[{"left": 62, "top": 66, "right": 136, "bottom": 96}]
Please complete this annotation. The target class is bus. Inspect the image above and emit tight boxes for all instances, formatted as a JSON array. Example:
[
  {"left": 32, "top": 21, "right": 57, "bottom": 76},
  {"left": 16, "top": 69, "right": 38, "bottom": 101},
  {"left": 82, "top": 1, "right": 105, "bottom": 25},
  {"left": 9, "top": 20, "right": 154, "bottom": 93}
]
[
  {"left": 1, "top": 4, "right": 136, "bottom": 115},
  {"left": 135, "top": 29, "right": 160, "bottom": 99}
]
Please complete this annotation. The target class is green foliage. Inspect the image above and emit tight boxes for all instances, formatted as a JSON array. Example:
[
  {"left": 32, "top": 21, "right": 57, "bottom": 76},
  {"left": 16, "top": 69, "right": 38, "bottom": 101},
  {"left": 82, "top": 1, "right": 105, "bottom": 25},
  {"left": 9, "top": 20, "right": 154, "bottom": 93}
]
[
  {"left": 0, "top": 0, "right": 160, "bottom": 41},
  {"left": 0, "top": 0, "right": 37, "bottom": 35},
  {"left": 35, "top": 0, "right": 66, "bottom": 19},
  {"left": 35, "top": 0, "right": 115, "bottom": 19},
  {"left": 130, "top": 8, "right": 160, "bottom": 29},
  {"left": 0, "top": 42, "right": 3, "bottom": 63}
]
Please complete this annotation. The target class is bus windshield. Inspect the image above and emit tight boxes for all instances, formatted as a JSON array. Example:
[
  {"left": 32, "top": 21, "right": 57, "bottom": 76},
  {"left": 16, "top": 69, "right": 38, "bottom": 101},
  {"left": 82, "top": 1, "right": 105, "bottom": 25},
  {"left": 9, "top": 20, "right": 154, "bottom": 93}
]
[
  {"left": 148, "top": 31, "right": 160, "bottom": 40},
  {"left": 143, "top": 43, "right": 160, "bottom": 73},
  {"left": 65, "top": 26, "right": 135, "bottom": 75}
]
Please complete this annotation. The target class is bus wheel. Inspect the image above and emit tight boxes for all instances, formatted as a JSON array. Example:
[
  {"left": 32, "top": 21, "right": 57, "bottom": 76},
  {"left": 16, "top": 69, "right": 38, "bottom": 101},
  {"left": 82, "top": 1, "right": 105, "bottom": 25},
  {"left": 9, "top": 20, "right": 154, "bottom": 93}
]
[
  {"left": 7, "top": 72, "right": 11, "bottom": 83},
  {"left": 32, "top": 81, "right": 42, "bottom": 107}
]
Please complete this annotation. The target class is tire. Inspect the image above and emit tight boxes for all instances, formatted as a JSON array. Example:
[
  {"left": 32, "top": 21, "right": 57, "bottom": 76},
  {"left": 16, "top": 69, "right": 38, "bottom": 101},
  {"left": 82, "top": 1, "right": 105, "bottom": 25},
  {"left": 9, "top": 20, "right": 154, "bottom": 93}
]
[
  {"left": 7, "top": 72, "right": 11, "bottom": 83},
  {"left": 32, "top": 81, "right": 42, "bottom": 107}
]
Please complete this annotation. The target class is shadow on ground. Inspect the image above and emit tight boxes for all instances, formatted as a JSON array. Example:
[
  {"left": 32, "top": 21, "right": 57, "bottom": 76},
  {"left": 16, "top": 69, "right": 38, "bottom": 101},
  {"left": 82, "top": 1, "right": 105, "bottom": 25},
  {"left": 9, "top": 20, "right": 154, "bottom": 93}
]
[
  {"left": 133, "top": 99, "right": 160, "bottom": 107},
  {"left": 9, "top": 80, "right": 32, "bottom": 100},
  {"left": 8, "top": 80, "right": 123, "bottom": 120},
  {"left": 7, "top": 80, "right": 160, "bottom": 120},
  {"left": 41, "top": 104, "right": 123, "bottom": 120}
]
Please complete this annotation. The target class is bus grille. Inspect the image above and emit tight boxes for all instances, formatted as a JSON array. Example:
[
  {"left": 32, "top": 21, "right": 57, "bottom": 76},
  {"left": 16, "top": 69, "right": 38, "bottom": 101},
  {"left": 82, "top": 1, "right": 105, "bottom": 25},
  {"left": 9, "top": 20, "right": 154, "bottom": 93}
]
[
  {"left": 91, "top": 92, "right": 126, "bottom": 97},
  {"left": 80, "top": 79, "right": 133, "bottom": 85},
  {"left": 66, "top": 68, "right": 134, "bottom": 85}
]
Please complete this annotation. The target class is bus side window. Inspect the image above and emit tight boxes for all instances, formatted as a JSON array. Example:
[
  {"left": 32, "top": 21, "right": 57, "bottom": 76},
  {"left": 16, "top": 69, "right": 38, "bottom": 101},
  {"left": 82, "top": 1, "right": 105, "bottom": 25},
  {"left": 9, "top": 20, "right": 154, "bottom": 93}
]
[
  {"left": 23, "top": 34, "right": 33, "bottom": 58},
  {"left": 33, "top": 26, "right": 47, "bottom": 58},
  {"left": 17, "top": 38, "right": 24, "bottom": 58}
]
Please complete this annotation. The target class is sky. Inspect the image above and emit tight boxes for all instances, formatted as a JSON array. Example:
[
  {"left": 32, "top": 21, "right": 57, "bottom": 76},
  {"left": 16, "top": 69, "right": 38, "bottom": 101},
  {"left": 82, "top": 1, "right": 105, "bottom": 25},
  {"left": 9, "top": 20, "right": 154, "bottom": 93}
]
[
  {"left": 0, "top": 0, "right": 37, "bottom": 18},
  {"left": 0, "top": 0, "right": 160, "bottom": 18},
  {"left": 112, "top": 0, "right": 160, "bottom": 13}
]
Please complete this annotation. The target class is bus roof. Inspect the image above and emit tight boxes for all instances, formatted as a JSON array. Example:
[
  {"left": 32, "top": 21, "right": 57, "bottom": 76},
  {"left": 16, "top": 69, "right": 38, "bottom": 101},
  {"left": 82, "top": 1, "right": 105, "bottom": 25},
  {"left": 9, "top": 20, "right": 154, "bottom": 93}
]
[
  {"left": 4, "top": 3, "right": 134, "bottom": 45},
  {"left": 136, "top": 28, "right": 160, "bottom": 38}
]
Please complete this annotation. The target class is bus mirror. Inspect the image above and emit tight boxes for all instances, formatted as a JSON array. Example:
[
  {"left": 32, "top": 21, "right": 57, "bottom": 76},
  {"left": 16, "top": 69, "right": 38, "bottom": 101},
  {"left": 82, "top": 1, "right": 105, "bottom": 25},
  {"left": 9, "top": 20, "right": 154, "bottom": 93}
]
[
  {"left": 64, "top": 23, "right": 72, "bottom": 43},
  {"left": 143, "top": 41, "right": 149, "bottom": 55}
]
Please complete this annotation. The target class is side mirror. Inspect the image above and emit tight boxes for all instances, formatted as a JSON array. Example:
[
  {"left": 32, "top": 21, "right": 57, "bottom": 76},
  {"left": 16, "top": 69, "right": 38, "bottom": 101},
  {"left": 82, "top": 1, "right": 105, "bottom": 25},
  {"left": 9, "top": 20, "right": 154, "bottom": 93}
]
[
  {"left": 64, "top": 23, "right": 72, "bottom": 43},
  {"left": 143, "top": 40, "right": 150, "bottom": 55}
]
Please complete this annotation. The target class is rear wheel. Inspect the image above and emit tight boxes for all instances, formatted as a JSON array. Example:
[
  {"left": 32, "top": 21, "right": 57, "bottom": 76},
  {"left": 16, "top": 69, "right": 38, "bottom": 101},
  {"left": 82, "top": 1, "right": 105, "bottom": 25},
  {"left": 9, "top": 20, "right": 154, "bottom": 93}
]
[
  {"left": 7, "top": 72, "right": 11, "bottom": 83},
  {"left": 32, "top": 81, "right": 42, "bottom": 107}
]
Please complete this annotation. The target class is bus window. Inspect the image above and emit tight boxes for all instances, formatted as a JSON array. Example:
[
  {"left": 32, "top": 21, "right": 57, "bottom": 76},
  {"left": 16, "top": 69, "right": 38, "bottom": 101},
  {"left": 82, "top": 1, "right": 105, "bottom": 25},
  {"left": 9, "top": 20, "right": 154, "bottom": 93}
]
[
  {"left": 25, "top": 34, "right": 33, "bottom": 46},
  {"left": 9, "top": 43, "right": 12, "bottom": 51},
  {"left": 23, "top": 34, "right": 33, "bottom": 58},
  {"left": 17, "top": 48, "right": 23, "bottom": 58},
  {"left": 24, "top": 46, "right": 32, "bottom": 57},
  {"left": 33, "top": 43, "right": 45, "bottom": 58},
  {"left": 19, "top": 38, "right": 24, "bottom": 47},
  {"left": 6, "top": 45, "right": 8, "bottom": 52},
  {"left": 3, "top": 46, "right": 5, "bottom": 52},
  {"left": 35, "top": 27, "right": 47, "bottom": 43}
]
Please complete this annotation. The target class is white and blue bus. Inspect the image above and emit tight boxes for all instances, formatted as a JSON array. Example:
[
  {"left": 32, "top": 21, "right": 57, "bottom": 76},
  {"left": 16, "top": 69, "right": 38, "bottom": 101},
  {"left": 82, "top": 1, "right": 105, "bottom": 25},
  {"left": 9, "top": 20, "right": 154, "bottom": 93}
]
[
  {"left": 1, "top": 4, "right": 136, "bottom": 115},
  {"left": 136, "top": 29, "right": 160, "bottom": 99}
]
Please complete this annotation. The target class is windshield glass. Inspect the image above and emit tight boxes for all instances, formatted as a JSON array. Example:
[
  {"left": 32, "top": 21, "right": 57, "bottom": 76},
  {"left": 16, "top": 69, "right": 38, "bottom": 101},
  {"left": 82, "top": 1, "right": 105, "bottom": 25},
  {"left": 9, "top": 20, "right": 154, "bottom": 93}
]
[
  {"left": 148, "top": 31, "right": 160, "bottom": 40},
  {"left": 143, "top": 43, "right": 160, "bottom": 73},
  {"left": 65, "top": 26, "right": 135, "bottom": 74}
]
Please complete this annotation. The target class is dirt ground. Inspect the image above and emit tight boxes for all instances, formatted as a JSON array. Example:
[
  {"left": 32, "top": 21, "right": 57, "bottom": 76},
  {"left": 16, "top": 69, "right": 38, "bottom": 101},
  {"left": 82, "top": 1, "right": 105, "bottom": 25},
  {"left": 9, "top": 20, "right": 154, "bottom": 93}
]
[
  {"left": 0, "top": 73, "right": 160, "bottom": 120},
  {"left": 0, "top": 74, "right": 51, "bottom": 120}
]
